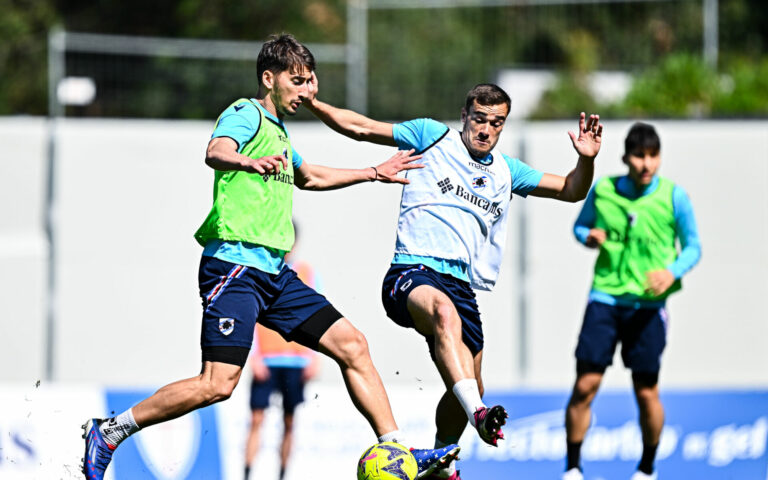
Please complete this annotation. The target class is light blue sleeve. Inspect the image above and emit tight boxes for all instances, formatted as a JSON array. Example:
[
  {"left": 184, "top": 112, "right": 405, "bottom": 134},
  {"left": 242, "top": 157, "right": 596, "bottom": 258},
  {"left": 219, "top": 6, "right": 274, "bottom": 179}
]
[
  {"left": 291, "top": 147, "right": 303, "bottom": 169},
  {"left": 668, "top": 185, "right": 702, "bottom": 279},
  {"left": 573, "top": 186, "right": 598, "bottom": 244},
  {"left": 211, "top": 101, "right": 261, "bottom": 152},
  {"left": 392, "top": 118, "right": 450, "bottom": 152},
  {"left": 502, "top": 154, "right": 545, "bottom": 197}
]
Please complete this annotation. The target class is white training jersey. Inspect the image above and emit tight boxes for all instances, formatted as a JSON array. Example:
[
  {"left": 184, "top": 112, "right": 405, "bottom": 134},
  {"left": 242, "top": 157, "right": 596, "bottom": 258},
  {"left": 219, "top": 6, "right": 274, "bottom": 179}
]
[{"left": 393, "top": 127, "right": 518, "bottom": 290}]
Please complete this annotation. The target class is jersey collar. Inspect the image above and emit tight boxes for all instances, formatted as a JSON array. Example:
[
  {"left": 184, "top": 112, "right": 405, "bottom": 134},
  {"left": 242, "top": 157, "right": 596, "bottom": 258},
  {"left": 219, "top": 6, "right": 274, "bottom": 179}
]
[{"left": 617, "top": 175, "right": 660, "bottom": 198}]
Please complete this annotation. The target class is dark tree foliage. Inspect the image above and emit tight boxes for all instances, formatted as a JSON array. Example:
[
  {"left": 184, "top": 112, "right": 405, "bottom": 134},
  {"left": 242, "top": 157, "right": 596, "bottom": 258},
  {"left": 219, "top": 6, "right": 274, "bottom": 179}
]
[
  {"left": 0, "top": 0, "right": 58, "bottom": 114},
  {"left": 1, "top": 0, "right": 765, "bottom": 118}
]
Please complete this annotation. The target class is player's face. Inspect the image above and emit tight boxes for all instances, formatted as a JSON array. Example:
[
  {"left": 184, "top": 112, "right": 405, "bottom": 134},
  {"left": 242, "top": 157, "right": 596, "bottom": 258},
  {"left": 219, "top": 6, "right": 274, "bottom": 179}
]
[
  {"left": 271, "top": 65, "right": 313, "bottom": 116},
  {"left": 460, "top": 101, "right": 509, "bottom": 158},
  {"left": 624, "top": 148, "right": 661, "bottom": 186}
]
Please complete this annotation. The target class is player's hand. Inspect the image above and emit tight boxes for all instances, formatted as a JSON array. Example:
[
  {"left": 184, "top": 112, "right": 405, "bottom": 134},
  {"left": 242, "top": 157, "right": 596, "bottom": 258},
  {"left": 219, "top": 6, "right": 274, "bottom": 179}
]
[
  {"left": 246, "top": 154, "right": 289, "bottom": 174},
  {"left": 300, "top": 71, "right": 319, "bottom": 105},
  {"left": 585, "top": 228, "right": 607, "bottom": 248},
  {"left": 251, "top": 360, "right": 270, "bottom": 382},
  {"left": 374, "top": 149, "right": 424, "bottom": 184},
  {"left": 645, "top": 269, "right": 675, "bottom": 296},
  {"left": 568, "top": 112, "right": 603, "bottom": 159}
]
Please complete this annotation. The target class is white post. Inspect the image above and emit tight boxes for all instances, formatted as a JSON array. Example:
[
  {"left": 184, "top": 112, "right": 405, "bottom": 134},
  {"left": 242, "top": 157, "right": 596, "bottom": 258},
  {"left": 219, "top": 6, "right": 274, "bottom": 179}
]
[
  {"left": 703, "top": 0, "right": 718, "bottom": 67},
  {"left": 45, "top": 28, "right": 65, "bottom": 381},
  {"left": 347, "top": 0, "right": 369, "bottom": 114}
]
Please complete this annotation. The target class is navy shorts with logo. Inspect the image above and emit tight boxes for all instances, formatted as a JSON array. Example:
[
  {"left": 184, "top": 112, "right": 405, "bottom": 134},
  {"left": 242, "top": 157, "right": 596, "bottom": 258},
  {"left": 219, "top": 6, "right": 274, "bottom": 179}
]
[
  {"left": 381, "top": 264, "right": 484, "bottom": 361},
  {"left": 250, "top": 366, "right": 305, "bottom": 414},
  {"left": 575, "top": 300, "right": 668, "bottom": 373},
  {"left": 198, "top": 256, "right": 340, "bottom": 353}
]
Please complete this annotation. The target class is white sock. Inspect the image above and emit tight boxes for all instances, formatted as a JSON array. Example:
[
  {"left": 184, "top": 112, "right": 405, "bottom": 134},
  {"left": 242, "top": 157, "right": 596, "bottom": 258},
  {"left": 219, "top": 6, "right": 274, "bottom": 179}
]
[
  {"left": 435, "top": 437, "right": 457, "bottom": 476},
  {"left": 100, "top": 408, "right": 140, "bottom": 447},
  {"left": 378, "top": 430, "right": 407, "bottom": 446},
  {"left": 452, "top": 379, "right": 485, "bottom": 427}
]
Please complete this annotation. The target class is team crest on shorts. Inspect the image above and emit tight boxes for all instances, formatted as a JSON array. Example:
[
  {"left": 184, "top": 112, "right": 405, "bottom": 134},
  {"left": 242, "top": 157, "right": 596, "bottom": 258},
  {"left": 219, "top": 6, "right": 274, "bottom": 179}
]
[{"left": 218, "top": 318, "right": 235, "bottom": 336}]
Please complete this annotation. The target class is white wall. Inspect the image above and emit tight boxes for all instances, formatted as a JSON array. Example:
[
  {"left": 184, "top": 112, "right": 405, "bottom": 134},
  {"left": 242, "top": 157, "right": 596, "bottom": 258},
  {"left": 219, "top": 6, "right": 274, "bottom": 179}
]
[
  {"left": 1, "top": 117, "right": 766, "bottom": 391},
  {"left": 0, "top": 118, "right": 48, "bottom": 381}
]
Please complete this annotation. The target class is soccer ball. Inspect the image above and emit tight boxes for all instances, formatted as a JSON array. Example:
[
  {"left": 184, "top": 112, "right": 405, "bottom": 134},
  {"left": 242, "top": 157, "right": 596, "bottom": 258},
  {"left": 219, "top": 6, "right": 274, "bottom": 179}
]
[{"left": 356, "top": 442, "right": 418, "bottom": 480}]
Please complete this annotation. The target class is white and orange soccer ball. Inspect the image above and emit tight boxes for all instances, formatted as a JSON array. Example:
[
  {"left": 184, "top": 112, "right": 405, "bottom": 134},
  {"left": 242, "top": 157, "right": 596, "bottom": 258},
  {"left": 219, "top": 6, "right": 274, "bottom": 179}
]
[{"left": 356, "top": 442, "right": 418, "bottom": 480}]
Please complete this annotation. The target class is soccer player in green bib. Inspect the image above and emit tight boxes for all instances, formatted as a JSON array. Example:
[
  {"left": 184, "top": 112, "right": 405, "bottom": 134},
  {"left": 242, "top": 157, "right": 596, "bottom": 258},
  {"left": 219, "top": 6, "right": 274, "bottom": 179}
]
[
  {"left": 82, "top": 34, "right": 461, "bottom": 480},
  {"left": 562, "top": 123, "right": 702, "bottom": 480}
]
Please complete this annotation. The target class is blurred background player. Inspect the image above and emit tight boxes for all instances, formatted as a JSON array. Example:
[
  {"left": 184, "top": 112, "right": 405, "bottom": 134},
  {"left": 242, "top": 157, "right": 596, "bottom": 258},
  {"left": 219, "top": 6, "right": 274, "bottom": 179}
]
[
  {"left": 303, "top": 83, "right": 603, "bottom": 479},
  {"left": 81, "top": 33, "right": 459, "bottom": 480},
  {"left": 562, "top": 122, "right": 702, "bottom": 480},
  {"left": 245, "top": 223, "right": 321, "bottom": 480}
]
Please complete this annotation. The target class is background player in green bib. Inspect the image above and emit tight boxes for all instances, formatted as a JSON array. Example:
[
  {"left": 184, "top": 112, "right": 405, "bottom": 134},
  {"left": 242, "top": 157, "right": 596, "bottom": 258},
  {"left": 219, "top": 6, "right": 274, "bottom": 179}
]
[
  {"left": 81, "top": 34, "right": 462, "bottom": 480},
  {"left": 562, "top": 123, "right": 702, "bottom": 480}
]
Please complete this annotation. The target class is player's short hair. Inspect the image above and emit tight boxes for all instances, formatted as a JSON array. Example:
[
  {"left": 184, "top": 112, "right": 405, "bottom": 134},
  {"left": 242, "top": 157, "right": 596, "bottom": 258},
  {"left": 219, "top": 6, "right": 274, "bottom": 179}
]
[
  {"left": 464, "top": 84, "right": 511, "bottom": 115},
  {"left": 624, "top": 122, "right": 661, "bottom": 156},
  {"left": 257, "top": 33, "right": 316, "bottom": 83}
]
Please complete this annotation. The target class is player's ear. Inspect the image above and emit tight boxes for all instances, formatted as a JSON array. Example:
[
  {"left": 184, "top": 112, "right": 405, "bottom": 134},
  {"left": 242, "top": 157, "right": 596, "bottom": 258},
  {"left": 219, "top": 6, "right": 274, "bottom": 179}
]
[
  {"left": 460, "top": 107, "right": 468, "bottom": 123},
  {"left": 621, "top": 154, "right": 628, "bottom": 166},
  {"left": 262, "top": 70, "right": 275, "bottom": 90}
]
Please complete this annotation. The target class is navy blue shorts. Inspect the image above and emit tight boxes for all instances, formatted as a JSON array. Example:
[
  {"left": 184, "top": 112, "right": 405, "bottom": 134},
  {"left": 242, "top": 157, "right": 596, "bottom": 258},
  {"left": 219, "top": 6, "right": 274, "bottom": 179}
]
[
  {"left": 575, "top": 301, "right": 668, "bottom": 374},
  {"left": 198, "top": 256, "right": 342, "bottom": 355},
  {"left": 250, "top": 366, "right": 305, "bottom": 414},
  {"left": 381, "top": 264, "right": 483, "bottom": 361}
]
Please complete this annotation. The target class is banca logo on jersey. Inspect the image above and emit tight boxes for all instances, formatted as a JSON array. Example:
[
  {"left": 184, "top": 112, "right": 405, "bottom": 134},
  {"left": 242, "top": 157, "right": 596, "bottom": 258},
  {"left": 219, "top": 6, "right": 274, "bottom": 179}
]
[
  {"left": 262, "top": 148, "right": 293, "bottom": 184},
  {"left": 437, "top": 177, "right": 502, "bottom": 217},
  {"left": 262, "top": 171, "right": 294, "bottom": 184},
  {"left": 455, "top": 185, "right": 503, "bottom": 217},
  {"left": 437, "top": 177, "right": 454, "bottom": 194}
]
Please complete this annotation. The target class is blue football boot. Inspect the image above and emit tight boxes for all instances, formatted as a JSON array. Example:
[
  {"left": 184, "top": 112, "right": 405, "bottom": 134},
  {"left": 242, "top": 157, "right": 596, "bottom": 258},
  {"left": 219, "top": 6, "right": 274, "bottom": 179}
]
[
  {"left": 82, "top": 419, "right": 116, "bottom": 480},
  {"left": 410, "top": 444, "right": 460, "bottom": 479}
]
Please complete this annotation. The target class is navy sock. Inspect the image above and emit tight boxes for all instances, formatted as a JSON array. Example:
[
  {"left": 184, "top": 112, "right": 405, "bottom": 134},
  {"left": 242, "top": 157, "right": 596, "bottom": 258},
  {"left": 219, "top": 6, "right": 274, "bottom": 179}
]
[
  {"left": 567, "top": 441, "right": 582, "bottom": 471},
  {"left": 638, "top": 442, "right": 658, "bottom": 474}
]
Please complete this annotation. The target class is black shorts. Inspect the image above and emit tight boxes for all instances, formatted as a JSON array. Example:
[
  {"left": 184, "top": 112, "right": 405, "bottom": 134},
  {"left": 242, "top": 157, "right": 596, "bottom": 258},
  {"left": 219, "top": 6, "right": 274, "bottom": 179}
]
[
  {"left": 575, "top": 300, "right": 668, "bottom": 374},
  {"left": 381, "top": 264, "right": 483, "bottom": 361}
]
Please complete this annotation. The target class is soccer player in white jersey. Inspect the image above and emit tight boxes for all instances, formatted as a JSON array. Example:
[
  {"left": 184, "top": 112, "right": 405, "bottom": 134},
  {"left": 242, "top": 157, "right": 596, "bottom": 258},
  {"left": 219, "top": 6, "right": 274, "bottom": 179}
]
[{"left": 304, "top": 83, "right": 603, "bottom": 479}]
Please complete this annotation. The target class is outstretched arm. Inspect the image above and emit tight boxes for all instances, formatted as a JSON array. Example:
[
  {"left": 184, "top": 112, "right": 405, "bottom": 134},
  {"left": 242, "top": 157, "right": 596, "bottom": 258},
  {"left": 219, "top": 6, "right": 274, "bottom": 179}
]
[
  {"left": 294, "top": 149, "right": 423, "bottom": 191},
  {"left": 301, "top": 72, "right": 397, "bottom": 146},
  {"left": 529, "top": 112, "right": 603, "bottom": 202}
]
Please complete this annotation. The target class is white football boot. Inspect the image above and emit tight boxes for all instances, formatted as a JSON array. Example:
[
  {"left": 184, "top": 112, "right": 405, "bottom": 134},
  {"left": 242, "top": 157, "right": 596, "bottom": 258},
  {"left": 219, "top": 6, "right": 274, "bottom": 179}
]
[
  {"left": 630, "top": 471, "right": 658, "bottom": 480},
  {"left": 561, "top": 468, "right": 584, "bottom": 480}
]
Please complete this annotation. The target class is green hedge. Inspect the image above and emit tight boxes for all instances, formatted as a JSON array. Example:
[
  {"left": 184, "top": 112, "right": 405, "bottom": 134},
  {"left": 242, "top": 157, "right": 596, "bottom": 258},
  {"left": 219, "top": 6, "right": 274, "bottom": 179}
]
[{"left": 532, "top": 54, "right": 768, "bottom": 119}]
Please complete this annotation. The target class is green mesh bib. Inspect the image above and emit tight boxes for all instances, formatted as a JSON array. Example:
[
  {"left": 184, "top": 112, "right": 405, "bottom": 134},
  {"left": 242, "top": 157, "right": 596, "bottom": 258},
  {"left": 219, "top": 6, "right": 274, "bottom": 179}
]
[
  {"left": 195, "top": 99, "right": 295, "bottom": 252},
  {"left": 592, "top": 176, "right": 681, "bottom": 300}
]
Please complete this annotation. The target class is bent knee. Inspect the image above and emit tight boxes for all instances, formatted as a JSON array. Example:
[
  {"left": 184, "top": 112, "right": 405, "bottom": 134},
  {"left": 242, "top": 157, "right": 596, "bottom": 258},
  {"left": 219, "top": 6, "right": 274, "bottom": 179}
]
[
  {"left": 201, "top": 378, "right": 238, "bottom": 404},
  {"left": 432, "top": 302, "right": 462, "bottom": 333},
  {"left": 213, "top": 384, "right": 236, "bottom": 403},
  {"left": 333, "top": 328, "right": 371, "bottom": 366},
  {"left": 634, "top": 386, "right": 660, "bottom": 407},
  {"left": 571, "top": 379, "right": 601, "bottom": 404}
]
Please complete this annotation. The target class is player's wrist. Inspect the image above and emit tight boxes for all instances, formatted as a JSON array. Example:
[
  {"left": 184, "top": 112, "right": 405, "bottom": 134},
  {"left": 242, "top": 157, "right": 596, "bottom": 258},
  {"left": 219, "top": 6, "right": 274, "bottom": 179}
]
[{"left": 369, "top": 166, "right": 378, "bottom": 182}]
